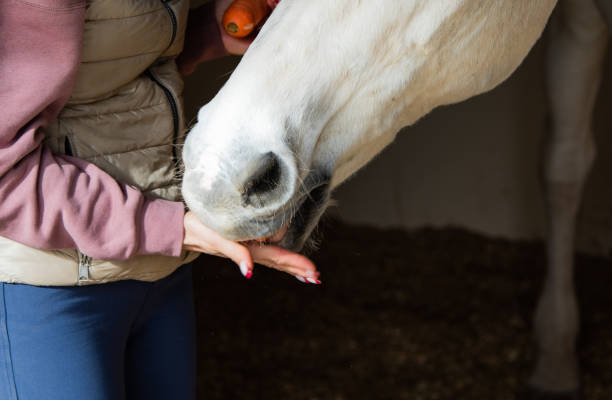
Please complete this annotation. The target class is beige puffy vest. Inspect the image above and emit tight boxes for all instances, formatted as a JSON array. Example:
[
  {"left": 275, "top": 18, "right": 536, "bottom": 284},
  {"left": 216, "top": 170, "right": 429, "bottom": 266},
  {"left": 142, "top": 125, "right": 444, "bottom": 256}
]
[{"left": 0, "top": 0, "right": 199, "bottom": 286}]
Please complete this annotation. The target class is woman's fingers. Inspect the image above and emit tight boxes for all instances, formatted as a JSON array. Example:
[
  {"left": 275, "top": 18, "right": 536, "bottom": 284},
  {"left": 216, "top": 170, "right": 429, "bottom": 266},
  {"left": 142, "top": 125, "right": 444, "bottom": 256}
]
[
  {"left": 246, "top": 243, "right": 320, "bottom": 282},
  {"left": 207, "top": 230, "right": 254, "bottom": 278},
  {"left": 183, "top": 211, "right": 320, "bottom": 282},
  {"left": 219, "top": 35, "right": 252, "bottom": 55},
  {"left": 183, "top": 212, "right": 253, "bottom": 277}
]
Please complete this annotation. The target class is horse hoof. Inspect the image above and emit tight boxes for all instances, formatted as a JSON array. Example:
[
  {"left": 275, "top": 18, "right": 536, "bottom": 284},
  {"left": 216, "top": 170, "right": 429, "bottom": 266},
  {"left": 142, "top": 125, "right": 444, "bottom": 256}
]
[{"left": 517, "top": 386, "right": 581, "bottom": 400}]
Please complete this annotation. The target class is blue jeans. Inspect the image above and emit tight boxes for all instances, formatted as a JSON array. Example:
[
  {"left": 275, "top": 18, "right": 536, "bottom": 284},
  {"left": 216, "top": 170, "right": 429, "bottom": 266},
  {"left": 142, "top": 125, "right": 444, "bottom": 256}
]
[{"left": 0, "top": 264, "right": 196, "bottom": 400}]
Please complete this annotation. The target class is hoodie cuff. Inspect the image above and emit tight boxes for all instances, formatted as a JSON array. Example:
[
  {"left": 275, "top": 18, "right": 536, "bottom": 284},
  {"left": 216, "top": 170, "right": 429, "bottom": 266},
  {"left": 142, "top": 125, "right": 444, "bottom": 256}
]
[{"left": 138, "top": 198, "right": 185, "bottom": 257}]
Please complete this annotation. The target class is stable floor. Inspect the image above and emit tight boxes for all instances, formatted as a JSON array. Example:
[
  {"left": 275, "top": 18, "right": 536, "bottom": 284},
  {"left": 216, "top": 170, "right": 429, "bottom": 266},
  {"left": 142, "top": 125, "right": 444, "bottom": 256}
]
[{"left": 192, "top": 219, "right": 612, "bottom": 400}]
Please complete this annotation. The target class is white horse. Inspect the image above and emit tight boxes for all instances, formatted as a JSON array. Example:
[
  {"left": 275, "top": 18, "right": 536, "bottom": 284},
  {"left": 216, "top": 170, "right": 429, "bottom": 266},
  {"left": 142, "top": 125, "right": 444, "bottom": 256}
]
[{"left": 182, "top": 0, "right": 611, "bottom": 396}]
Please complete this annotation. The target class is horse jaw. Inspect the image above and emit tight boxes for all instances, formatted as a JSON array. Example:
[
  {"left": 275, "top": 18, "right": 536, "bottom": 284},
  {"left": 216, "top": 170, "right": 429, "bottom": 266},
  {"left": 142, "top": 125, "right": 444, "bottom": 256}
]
[{"left": 182, "top": 0, "right": 557, "bottom": 250}]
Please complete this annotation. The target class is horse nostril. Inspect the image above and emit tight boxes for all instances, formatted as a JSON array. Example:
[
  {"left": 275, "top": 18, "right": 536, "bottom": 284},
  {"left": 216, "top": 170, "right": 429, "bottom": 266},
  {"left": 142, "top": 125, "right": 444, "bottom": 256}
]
[{"left": 241, "top": 152, "right": 282, "bottom": 207}]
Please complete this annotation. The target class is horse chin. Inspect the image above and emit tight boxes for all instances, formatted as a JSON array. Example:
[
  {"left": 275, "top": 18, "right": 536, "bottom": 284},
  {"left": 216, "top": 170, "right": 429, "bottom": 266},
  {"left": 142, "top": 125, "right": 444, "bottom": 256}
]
[
  {"left": 240, "top": 176, "right": 331, "bottom": 252},
  {"left": 275, "top": 180, "right": 331, "bottom": 252}
]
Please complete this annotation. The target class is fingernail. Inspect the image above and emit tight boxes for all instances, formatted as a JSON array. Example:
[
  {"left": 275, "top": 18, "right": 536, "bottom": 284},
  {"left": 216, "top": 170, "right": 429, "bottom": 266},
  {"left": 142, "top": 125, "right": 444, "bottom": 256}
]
[
  {"left": 295, "top": 276, "right": 306, "bottom": 283},
  {"left": 305, "top": 270, "right": 318, "bottom": 278},
  {"left": 306, "top": 278, "right": 322, "bottom": 284},
  {"left": 239, "top": 261, "right": 251, "bottom": 279}
]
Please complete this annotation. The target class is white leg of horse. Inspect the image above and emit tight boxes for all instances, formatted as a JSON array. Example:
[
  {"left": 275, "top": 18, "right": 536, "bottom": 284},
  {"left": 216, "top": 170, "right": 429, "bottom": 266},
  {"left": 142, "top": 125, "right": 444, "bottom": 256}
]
[{"left": 530, "top": 0, "right": 608, "bottom": 396}]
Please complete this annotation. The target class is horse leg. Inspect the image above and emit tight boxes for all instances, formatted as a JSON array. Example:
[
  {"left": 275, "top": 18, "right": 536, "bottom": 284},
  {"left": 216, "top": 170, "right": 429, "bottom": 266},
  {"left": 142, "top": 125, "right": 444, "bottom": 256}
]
[{"left": 529, "top": 0, "right": 608, "bottom": 396}]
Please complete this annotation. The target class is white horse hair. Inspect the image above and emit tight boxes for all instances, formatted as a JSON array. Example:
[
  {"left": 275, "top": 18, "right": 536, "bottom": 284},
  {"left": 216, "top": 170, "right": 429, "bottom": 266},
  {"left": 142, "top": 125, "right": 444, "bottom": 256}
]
[{"left": 182, "top": 0, "right": 612, "bottom": 396}]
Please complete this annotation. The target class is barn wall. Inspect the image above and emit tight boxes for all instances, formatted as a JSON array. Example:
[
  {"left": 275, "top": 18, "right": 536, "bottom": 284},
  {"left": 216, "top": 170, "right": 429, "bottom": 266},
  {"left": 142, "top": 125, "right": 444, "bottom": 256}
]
[{"left": 182, "top": 32, "right": 612, "bottom": 256}]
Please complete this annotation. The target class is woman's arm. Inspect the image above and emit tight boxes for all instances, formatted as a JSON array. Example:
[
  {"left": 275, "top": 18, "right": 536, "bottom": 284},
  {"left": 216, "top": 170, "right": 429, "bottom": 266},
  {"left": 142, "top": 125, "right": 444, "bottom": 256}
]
[
  {"left": 0, "top": 0, "right": 185, "bottom": 260},
  {"left": 0, "top": 0, "right": 319, "bottom": 280}
]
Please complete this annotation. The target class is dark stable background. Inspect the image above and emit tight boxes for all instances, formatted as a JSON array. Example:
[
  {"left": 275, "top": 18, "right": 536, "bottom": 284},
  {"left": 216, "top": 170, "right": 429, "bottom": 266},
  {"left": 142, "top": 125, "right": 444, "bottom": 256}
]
[{"left": 191, "top": 218, "right": 612, "bottom": 400}]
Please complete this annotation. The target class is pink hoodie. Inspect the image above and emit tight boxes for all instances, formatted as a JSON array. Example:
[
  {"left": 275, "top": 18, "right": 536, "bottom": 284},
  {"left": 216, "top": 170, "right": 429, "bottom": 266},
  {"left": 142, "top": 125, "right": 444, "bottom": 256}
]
[{"left": 0, "top": 0, "right": 190, "bottom": 261}]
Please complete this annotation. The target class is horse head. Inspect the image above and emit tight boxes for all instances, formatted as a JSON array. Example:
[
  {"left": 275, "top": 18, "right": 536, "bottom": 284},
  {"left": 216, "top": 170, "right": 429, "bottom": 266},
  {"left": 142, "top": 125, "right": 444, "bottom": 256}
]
[{"left": 182, "top": 0, "right": 556, "bottom": 250}]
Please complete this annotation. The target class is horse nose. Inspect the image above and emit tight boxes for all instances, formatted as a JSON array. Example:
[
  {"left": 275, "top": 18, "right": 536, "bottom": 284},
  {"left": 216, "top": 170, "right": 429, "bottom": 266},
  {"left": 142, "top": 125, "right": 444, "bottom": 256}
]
[{"left": 239, "top": 152, "right": 282, "bottom": 207}]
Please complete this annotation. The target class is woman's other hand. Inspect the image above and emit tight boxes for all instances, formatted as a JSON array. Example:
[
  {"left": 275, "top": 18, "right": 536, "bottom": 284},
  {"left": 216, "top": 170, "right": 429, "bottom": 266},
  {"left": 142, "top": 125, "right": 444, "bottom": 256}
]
[
  {"left": 183, "top": 211, "right": 321, "bottom": 283},
  {"left": 214, "top": 0, "right": 254, "bottom": 55},
  {"left": 177, "top": 0, "right": 257, "bottom": 75}
]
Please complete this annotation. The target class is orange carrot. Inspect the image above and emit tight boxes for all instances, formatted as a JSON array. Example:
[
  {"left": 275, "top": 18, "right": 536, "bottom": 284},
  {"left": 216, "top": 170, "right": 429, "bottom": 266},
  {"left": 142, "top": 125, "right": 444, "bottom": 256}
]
[{"left": 222, "top": 0, "right": 271, "bottom": 38}]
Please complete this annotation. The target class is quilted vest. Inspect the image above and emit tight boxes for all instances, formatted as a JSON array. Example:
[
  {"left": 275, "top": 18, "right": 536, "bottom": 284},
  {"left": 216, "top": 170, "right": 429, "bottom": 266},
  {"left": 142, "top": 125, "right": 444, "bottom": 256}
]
[{"left": 0, "top": 0, "right": 199, "bottom": 286}]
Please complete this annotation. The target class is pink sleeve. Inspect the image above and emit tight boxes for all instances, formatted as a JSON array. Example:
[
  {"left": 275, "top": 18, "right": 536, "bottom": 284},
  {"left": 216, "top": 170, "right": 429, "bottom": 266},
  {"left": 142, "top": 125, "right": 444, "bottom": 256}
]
[{"left": 0, "top": 0, "right": 185, "bottom": 260}]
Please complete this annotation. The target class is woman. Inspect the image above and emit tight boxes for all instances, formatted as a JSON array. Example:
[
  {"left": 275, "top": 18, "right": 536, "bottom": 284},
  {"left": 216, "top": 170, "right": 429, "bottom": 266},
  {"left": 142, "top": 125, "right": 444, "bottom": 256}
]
[{"left": 0, "top": 0, "right": 317, "bottom": 398}]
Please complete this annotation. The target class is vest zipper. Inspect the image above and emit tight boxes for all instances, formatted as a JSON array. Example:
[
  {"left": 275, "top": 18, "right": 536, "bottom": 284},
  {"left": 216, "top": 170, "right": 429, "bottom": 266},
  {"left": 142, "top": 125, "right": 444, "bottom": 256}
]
[
  {"left": 77, "top": 252, "right": 91, "bottom": 283},
  {"left": 145, "top": 69, "right": 180, "bottom": 168},
  {"left": 72, "top": 3, "right": 176, "bottom": 285},
  {"left": 161, "top": 0, "right": 178, "bottom": 50}
]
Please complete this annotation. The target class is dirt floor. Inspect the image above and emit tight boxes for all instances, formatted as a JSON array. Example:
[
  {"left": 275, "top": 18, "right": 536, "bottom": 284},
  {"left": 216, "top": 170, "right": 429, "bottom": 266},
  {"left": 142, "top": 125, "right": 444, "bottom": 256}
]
[{"left": 192, "top": 218, "right": 612, "bottom": 400}]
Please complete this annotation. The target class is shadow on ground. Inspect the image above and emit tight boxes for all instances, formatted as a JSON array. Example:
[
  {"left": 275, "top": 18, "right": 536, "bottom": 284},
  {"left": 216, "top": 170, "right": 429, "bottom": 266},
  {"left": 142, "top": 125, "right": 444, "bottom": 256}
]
[{"left": 192, "top": 219, "right": 612, "bottom": 400}]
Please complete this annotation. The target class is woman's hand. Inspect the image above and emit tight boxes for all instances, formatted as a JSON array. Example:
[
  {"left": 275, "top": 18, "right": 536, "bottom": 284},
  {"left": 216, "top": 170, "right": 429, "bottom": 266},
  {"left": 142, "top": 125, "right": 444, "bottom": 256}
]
[
  {"left": 214, "top": 0, "right": 254, "bottom": 55},
  {"left": 183, "top": 211, "right": 321, "bottom": 283},
  {"left": 177, "top": 0, "right": 258, "bottom": 75}
]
